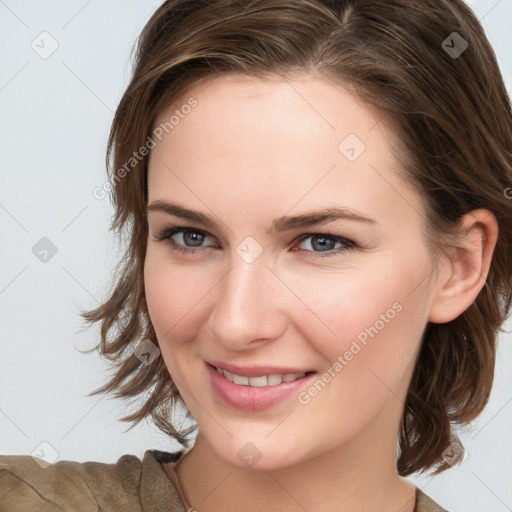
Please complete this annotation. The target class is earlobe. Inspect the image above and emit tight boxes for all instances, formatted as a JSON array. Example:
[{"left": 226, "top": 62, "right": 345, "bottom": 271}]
[{"left": 428, "top": 209, "right": 498, "bottom": 324}]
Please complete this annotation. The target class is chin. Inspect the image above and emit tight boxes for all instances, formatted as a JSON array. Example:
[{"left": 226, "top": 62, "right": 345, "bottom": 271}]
[{"left": 204, "top": 432, "right": 313, "bottom": 473}]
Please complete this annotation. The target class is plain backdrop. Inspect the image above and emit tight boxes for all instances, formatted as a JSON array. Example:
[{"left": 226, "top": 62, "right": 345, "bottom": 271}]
[{"left": 1, "top": 1, "right": 511, "bottom": 510}]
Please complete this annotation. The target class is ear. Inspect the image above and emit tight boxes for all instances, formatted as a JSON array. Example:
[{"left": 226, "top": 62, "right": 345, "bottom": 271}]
[{"left": 428, "top": 209, "right": 498, "bottom": 324}]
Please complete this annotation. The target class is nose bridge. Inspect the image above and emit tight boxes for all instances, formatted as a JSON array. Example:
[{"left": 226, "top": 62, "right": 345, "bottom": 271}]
[{"left": 208, "top": 247, "right": 284, "bottom": 347}]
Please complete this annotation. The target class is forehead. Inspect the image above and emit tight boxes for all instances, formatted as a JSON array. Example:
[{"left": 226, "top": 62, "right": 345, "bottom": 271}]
[
  {"left": 148, "top": 74, "right": 422, "bottom": 232},
  {"left": 153, "top": 73, "right": 390, "bottom": 149}
]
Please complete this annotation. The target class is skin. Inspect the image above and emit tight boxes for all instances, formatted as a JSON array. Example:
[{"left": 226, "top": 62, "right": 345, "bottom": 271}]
[{"left": 144, "top": 74, "right": 498, "bottom": 512}]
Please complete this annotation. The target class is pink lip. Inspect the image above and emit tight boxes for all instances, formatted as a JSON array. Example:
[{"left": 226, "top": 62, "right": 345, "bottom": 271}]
[
  {"left": 206, "top": 362, "right": 317, "bottom": 411},
  {"left": 206, "top": 360, "right": 314, "bottom": 377}
]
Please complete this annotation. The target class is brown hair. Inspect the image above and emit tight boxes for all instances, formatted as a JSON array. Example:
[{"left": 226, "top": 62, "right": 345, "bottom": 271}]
[{"left": 80, "top": 0, "right": 512, "bottom": 475}]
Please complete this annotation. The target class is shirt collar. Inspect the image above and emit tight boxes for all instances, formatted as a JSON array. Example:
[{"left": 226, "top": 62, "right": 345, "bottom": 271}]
[{"left": 140, "top": 449, "right": 186, "bottom": 512}]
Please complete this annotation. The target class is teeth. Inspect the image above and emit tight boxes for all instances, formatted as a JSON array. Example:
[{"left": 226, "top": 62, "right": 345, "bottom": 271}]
[
  {"left": 249, "top": 376, "right": 268, "bottom": 387},
  {"left": 267, "top": 374, "right": 283, "bottom": 386},
  {"left": 232, "top": 374, "right": 249, "bottom": 385},
  {"left": 216, "top": 367, "right": 306, "bottom": 386}
]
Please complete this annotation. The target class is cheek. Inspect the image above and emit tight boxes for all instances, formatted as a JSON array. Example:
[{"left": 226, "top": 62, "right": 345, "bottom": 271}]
[
  {"left": 291, "top": 269, "right": 426, "bottom": 438},
  {"left": 143, "top": 253, "right": 208, "bottom": 384},
  {"left": 143, "top": 250, "right": 219, "bottom": 346},
  {"left": 293, "top": 257, "right": 429, "bottom": 383},
  {"left": 144, "top": 256, "right": 180, "bottom": 336}
]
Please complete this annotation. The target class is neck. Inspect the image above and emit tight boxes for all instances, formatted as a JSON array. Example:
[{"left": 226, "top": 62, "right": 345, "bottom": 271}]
[{"left": 174, "top": 406, "right": 416, "bottom": 512}]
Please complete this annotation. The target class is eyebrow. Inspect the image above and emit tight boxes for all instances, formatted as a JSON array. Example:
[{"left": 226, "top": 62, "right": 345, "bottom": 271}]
[{"left": 147, "top": 199, "right": 377, "bottom": 234}]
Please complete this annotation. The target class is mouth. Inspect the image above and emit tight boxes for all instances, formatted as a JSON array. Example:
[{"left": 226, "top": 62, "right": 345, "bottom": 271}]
[
  {"left": 206, "top": 362, "right": 318, "bottom": 411},
  {"left": 210, "top": 363, "right": 316, "bottom": 386}
]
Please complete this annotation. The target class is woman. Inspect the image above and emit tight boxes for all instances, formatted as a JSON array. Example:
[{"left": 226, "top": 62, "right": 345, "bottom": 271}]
[{"left": 1, "top": 0, "right": 511, "bottom": 510}]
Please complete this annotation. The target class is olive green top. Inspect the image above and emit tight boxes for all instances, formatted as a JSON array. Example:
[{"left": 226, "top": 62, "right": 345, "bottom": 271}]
[{"left": 0, "top": 449, "right": 448, "bottom": 511}]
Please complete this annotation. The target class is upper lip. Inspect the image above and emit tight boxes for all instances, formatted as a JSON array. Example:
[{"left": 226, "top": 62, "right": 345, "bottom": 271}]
[{"left": 206, "top": 360, "right": 315, "bottom": 377}]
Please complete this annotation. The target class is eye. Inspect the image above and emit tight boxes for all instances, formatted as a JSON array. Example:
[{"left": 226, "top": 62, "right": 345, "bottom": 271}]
[
  {"left": 153, "top": 226, "right": 356, "bottom": 258},
  {"left": 153, "top": 227, "right": 217, "bottom": 255},
  {"left": 293, "top": 232, "right": 355, "bottom": 258}
]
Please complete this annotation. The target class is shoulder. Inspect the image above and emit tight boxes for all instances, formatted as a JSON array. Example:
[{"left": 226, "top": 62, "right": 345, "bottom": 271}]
[
  {"left": 0, "top": 449, "right": 185, "bottom": 512},
  {"left": 0, "top": 452, "right": 143, "bottom": 511},
  {"left": 416, "top": 487, "right": 450, "bottom": 512}
]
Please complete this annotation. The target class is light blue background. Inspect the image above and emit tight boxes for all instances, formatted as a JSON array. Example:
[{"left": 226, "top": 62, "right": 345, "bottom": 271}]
[{"left": 1, "top": 1, "right": 511, "bottom": 510}]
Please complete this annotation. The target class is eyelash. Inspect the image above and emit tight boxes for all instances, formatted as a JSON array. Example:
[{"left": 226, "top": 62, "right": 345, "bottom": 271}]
[{"left": 153, "top": 226, "right": 357, "bottom": 259}]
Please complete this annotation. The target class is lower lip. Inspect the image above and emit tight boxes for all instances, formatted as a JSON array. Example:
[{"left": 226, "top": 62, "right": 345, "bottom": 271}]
[{"left": 207, "top": 363, "right": 316, "bottom": 411}]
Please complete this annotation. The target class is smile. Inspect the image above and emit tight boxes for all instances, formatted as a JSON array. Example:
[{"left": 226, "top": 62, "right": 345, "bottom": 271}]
[{"left": 206, "top": 362, "right": 317, "bottom": 411}]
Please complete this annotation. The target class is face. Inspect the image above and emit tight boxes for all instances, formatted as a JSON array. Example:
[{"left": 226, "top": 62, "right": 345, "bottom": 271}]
[{"left": 144, "top": 74, "right": 445, "bottom": 471}]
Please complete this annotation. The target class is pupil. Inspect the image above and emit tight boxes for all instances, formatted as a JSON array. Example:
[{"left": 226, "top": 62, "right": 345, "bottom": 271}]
[
  {"left": 312, "top": 236, "right": 333, "bottom": 251},
  {"left": 185, "top": 232, "right": 203, "bottom": 246}
]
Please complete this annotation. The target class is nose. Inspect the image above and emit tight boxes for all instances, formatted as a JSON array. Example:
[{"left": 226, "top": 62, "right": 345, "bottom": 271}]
[{"left": 207, "top": 250, "right": 287, "bottom": 351}]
